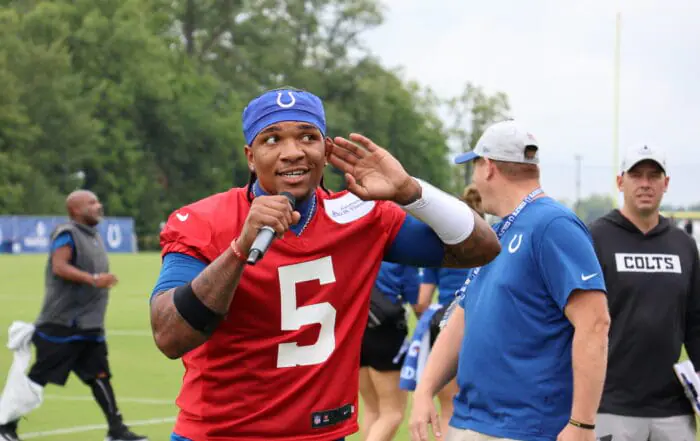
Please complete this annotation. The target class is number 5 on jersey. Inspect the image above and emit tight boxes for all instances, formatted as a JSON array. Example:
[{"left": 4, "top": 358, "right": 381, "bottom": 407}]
[{"left": 277, "top": 256, "right": 337, "bottom": 368}]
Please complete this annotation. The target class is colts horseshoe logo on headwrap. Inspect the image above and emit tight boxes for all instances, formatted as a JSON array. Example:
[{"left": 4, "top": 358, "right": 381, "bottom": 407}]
[{"left": 276, "top": 92, "right": 296, "bottom": 108}]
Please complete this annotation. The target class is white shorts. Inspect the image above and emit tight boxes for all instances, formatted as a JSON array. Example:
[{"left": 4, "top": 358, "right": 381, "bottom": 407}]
[{"left": 445, "top": 427, "right": 519, "bottom": 441}]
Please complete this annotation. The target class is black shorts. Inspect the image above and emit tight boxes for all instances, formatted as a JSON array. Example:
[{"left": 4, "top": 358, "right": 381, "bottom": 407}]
[
  {"left": 360, "top": 317, "right": 408, "bottom": 371},
  {"left": 28, "top": 325, "right": 111, "bottom": 386}
]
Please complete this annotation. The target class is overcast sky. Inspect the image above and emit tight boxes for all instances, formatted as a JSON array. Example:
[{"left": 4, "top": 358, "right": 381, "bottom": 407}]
[{"left": 361, "top": 0, "right": 700, "bottom": 207}]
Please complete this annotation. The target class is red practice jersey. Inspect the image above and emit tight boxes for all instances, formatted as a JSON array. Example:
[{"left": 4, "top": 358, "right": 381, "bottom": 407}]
[{"left": 160, "top": 187, "right": 407, "bottom": 441}]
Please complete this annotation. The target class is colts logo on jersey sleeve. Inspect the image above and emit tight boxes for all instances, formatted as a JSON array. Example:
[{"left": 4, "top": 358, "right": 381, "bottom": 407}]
[
  {"left": 614, "top": 253, "right": 682, "bottom": 274},
  {"left": 324, "top": 193, "right": 375, "bottom": 224}
]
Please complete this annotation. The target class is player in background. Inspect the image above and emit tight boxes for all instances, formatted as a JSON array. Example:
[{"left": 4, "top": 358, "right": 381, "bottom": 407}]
[
  {"left": 149, "top": 87, "right": 501, "bottom": 441},
  {"left": 0, "top": 191, "right": 146, "bottom": 441},
  {"left": 400, "top": 184, "right": 485, "bottom": 433},
  {"left": 359, "top": 262, "right": 421, "bottom": 441}
]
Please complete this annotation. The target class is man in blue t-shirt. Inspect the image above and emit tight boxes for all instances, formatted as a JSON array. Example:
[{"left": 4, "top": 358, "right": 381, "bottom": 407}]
[{"left": 408, "top": 120, "right": 610, "bottom": 441}]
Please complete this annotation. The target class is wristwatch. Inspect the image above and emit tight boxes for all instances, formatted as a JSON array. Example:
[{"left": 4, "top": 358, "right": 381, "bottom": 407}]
[{"left": 92, "top": 273, "right": 99, "bottom": 287}]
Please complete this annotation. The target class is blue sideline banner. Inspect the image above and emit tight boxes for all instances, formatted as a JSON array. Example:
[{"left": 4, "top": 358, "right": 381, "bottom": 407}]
[{"left": 0, "top": 216, "right": 137, "bottom": 254}]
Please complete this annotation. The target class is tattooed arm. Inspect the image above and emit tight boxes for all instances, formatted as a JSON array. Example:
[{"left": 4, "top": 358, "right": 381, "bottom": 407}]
[
  {"left": 441, "top": 210, "right": 500, "bottom": 268},
  {"left": 393, "top": 179, "right": 500, "bottom": 269},
  {"left": 150, "top": 247, "right": 245, "bottom": 359}
]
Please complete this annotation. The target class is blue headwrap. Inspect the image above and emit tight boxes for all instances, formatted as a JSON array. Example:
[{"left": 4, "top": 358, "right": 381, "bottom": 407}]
[{"left": 242, "top": 89, "right": 327, "bottom": 145}]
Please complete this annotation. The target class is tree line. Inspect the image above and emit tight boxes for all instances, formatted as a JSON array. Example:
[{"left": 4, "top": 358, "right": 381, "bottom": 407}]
[{"left": 0, "top": 0, "right": 511, "bottom": 246}]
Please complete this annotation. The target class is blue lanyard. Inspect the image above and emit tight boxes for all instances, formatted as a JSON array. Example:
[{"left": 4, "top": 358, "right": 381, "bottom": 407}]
[
  {"left": 440, "top": 188, "right": 543, "bottom": 326},
  {"left": 495, "top": 188, "right": 544, "bottom": 238}
]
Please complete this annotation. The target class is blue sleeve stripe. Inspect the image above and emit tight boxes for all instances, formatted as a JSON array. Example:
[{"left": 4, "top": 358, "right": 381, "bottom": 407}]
[
  {"left": 384, "top": 215, "right": 444, "bottom": 268},
  {"left": 51, "top": 232, "right": 75, "bottom": 252},
  {"left": 151, "top": 253, "right": 207, "bottom": 298},
  {"left": 35, "top": 331, "right": 105, "bottom": 343}
]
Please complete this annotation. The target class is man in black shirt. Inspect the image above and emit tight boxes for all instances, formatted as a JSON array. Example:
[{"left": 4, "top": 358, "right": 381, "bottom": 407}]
[{"left": 589, "top": 145, "right": 700, "bottom": 441}]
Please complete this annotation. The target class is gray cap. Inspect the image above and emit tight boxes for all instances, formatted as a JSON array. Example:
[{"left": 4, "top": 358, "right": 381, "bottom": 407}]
[{"left": 454, "top": 119, "right": 539, "bottom": 164}]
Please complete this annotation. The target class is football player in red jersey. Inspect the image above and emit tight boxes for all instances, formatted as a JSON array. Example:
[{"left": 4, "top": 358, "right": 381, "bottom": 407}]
[{"left": 149, "top": 87, "right": 500, "bottom": 441}]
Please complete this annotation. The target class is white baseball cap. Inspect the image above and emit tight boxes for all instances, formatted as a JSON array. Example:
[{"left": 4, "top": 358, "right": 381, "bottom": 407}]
[
  {"left": 454, "top": 119, "right": 539, "bottom": 165},
  {"left": 620, "top": 144, "right": 667, "bottom": 175}
]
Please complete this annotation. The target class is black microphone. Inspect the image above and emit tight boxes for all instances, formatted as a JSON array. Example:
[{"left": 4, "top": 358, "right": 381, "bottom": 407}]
[{"left": 246, "top": 191, "right": 296, "bottom": 265}]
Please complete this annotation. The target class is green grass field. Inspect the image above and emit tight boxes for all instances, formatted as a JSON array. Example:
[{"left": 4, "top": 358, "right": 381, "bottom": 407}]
[
  {"left": 1, "top": 253, "right": 697, "bottom": 441},
  {"left": 0, "top": 253, "right": 414, "bottom": 441}
]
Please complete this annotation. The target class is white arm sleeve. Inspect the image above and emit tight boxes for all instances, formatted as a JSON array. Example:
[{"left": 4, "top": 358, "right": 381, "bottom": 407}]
[{"left": 400, "top": 178, "right": 475, "bottom": 245}]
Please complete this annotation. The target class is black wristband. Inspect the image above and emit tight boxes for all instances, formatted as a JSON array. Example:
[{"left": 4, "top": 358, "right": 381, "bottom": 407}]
[
  {"left": 568, "top": 418, "right": 595, "bottom": 430},
  {"left": 173, "top": 283, "right": 225, "bottom": 336}
]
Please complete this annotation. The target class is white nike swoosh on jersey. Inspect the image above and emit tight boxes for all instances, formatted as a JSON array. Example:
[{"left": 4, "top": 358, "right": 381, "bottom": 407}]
[
  {"left": 176, "top": 213, "right": 189, "bottom": 222},
  {"left": 581, "top": 273, "right": 598, "bottom": 281}
]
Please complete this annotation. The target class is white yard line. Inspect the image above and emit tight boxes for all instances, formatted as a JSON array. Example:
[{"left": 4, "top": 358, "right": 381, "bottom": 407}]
[
  {"left": 0, "top": 329, "right": 152, "bottom": 337},
  {"left": 44, "top": 394, "right": 173, "bottom": 405},
  {"left": 21, "top": 417, "right": 176, "bottom": 439}
]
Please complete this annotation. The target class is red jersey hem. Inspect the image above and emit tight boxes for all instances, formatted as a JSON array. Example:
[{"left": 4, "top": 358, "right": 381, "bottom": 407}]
[{"left": 173, "top": 419, "right": 358, "bottom": 441}]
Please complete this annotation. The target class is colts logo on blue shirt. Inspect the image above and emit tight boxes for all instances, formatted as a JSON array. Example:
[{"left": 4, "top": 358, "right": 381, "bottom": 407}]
[{"left": 508, "top": 234, "right": 523, "bottom": 253}]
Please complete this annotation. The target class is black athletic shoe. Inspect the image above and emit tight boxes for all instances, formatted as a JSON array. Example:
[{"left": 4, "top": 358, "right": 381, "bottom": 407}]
[
  {"left": 0, "top": 420, "right": 20, "bottom": 441},
  {"left": 105, "top": 425, "right": 148, "bottom": 441}
]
